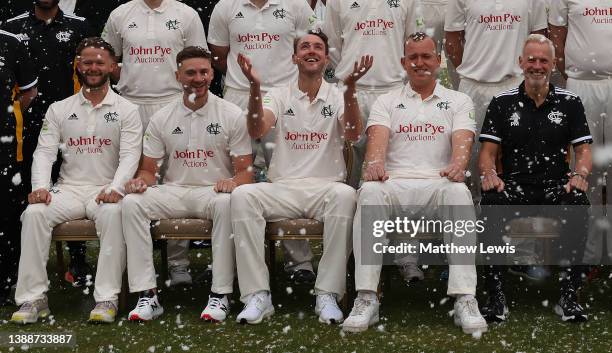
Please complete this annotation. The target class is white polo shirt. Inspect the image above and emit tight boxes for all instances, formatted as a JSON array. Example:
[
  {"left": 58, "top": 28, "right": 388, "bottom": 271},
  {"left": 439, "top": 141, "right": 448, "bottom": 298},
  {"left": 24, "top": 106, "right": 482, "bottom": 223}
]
[
  {"left": 102, "top": 0, "right": 208, "bottom": 98},
  {"left": 324, "top": 0, "right": 421, "bottom": 88},
  {"left": 444, "top": 0, "right": 547, "bottom": 82},
  {"left": 263, "top": 80, "right": 346, "bottom": 182},
  {"left": 32, "top": 88, "right": 143, "bottom": 193},
  {"left": 549, "top": 0, "right": 612, "bottom": 80},
  {"left": 367, "top": 83, "right": 476, "bottom": 179},
  {"left": 208, "top": 0, "right": 316, "bottom": 92},
  {"left": 144, "top": 94, "right": 252, "bottom": 187}
]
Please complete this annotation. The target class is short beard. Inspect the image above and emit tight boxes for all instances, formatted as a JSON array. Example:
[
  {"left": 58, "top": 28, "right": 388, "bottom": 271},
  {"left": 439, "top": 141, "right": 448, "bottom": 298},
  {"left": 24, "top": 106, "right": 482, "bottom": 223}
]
[{"left": 83, "top": 74, "right": 110, "bottom": 90}]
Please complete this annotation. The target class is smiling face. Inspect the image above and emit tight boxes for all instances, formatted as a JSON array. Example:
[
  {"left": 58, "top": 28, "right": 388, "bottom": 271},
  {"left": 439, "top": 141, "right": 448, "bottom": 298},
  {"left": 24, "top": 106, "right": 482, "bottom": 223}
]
[
  {"left": 519, "top": 41, "right": 555, "bottom": 89},
  {"left": 401, "top": 37, "right": 441, "bottom": 90},
  {"left": 77, "top": 46, "right": 115, "bottom": 89},
  {"left": 292, "top": 34, "right": 329, "bottom": 76},
  {"left": 176, "top": 57, "right": 213, "bottom": 99}
]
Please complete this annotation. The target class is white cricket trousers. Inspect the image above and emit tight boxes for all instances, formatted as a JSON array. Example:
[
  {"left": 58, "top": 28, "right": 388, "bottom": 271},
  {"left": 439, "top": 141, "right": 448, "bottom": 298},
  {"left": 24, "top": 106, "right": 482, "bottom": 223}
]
[
  {"left": 15, "top": 184, "right": 123, "bottom": 305},
  {"left": 224, "top": 86, "right": 316, "bottom": 273},
  {"left": 567, "top": 78, "right": 612, "bottom": 263},
  {"left": 125, "top": 93, "right": 189, "bottom": 269},
  {"left": 122, "top": 185, "right": 235, "bottom": 294},
  {"left": 231, "top": 180, "right": 356, "bottom": 302},
  {"left": 353, "top": 179, "right": 477, "bottom": 296}
]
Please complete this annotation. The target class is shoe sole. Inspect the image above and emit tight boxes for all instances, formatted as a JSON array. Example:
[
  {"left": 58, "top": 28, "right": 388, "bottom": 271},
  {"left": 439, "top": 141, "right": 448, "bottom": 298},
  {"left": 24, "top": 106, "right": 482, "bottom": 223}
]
[
  {"left": 237, "top": 307, "right": 274, "bottom": 325},
  {"left": 89, "top": 313, "right": 115, "bottom": 323},
  {"left": 201, "top": 313, "right": 225, "bottom": 323},
  {"left": 454, "top": 316, "right": 489, "bottom": 334},
  {"left": 554, "top": 305, "right": 588, "bottom": 323},
  {"left": 318, "top": 316, "right": 344, "bottom": 325},
  {"left": 341, "top": 312, "right": 379, "bottom": 333},
  {"left": 129, "top": 309, "right": 164, "bottom": 322},
  {"left": 11, "top": 308, "right": 50, "bottom": 325}
]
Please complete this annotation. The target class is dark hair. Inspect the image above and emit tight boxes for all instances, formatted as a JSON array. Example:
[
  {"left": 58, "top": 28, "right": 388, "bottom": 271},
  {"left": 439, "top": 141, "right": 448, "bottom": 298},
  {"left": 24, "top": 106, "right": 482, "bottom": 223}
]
[
  {"left": 293, "top": 29, "right": 329, "bottom": 55},
  {"left": 76, "top": 37, "right": 116, "bottom": 57},
  {"left": 176, "top": 46, "right": 212, "bottom": 66}
]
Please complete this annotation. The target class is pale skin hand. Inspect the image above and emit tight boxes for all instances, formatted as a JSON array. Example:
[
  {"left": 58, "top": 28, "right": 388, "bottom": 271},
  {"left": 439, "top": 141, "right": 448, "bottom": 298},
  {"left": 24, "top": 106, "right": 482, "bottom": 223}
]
[
  {"left": 124, "top": 177, "right": 149, "bottom": 194},
  {"left": 343, "top": 55, "right": 374, "bottom": 86},
  {"left": 237, "top": 53, "right": 260, "bottom": 86},
  {"left": 214, "top": 178, "right": 237, "bottom": 193},
  {"left": 95, "top": 188, "right": 123, "bottom": 204},
  {"left": 564, "top": 174, "right": 588, "bottom": 193},
  {"left": 439, "top": 163, "right": 465, "bottom": 183},
  {"left": 363, "top": 162, "right": 389, "bottom": 182},
  {"left": 28, "top": 188, "right": 52, "bottom": 205},
  {"left": 481, "top": 169, "right": 505, "bottom": 192}
]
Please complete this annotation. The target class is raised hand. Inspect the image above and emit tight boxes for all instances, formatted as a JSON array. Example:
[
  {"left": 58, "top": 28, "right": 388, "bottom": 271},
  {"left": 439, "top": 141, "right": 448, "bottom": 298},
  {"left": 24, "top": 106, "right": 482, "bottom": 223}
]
[
  {"left": 237, "top": 53, "right": 260, "bottom": 86},
  {"left": 344, "top": 55, "right": 374, "bottom": 86}
]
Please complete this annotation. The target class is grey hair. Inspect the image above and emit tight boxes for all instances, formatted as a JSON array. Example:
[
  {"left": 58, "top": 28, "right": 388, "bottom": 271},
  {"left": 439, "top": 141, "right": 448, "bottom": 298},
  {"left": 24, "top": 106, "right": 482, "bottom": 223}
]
[{"left": 523, "top": 34, "right": 555, "bottom": 58}]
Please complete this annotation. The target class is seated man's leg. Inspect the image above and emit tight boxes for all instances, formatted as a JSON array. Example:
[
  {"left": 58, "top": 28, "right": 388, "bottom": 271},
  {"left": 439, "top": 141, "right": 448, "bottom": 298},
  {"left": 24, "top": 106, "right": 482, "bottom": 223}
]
[
  {"left": 121, "top": 185, "right": 191, "bottom": 321},
  {"left": 478, "top": 182, "right": 528, "bottom": 322},
  {"left": 201, "top": 190, "right": 234, "bottom": 322},
  {"left": 12, "top": 186, "right": 87, "bottom": 323},
  {"left": 344, "top": 181, "right": 395, "bottom": 332},
  {"left": 435, "top": 180, "right": 487, "bottom": 334},
  {"left": 308, "top": 182, "right": 356, "bottom": 324},
  {"left": 232, "top": 182, "right": 303, "bottom": 324},
  {"left": 86, "top": 196, "right": 124, "bottom": 323},
  {"left": 545, "top": 185, "right": 590, "bottom": 322}
]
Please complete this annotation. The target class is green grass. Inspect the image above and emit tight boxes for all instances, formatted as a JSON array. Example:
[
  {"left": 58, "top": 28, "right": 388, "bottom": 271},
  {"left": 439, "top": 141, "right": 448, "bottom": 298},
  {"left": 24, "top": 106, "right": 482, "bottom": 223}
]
[{"left": 0, "top": 242, "right": 610, "bottom": 353}]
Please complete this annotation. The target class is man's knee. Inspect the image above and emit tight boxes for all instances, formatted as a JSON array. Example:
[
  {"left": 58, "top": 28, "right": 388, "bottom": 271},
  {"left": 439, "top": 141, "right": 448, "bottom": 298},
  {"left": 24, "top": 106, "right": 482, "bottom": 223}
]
[
  {"left": 121, "top": 193, "right": 142, "bottom": 214},
  {"left": 358, "top": 182, "right": 388, "bottom": 205},
  {"left": 96, "top": 202, "right": 122, "bottom": 221},
  {"left": 440, "top": 182, "right": 472, "bottom": 205},
  {"left": 211, "top": 192, "right": 231, "bottom": 212}
]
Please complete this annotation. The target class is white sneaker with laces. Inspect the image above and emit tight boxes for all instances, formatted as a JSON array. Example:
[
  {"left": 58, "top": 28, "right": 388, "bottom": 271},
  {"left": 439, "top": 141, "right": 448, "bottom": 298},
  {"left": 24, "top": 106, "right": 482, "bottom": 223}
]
[
  {"left": 236, "top": 291, "right": 274, "bottom": 324},
  {"left": 315, "top": 293, "right": 343, "bottom": 324},
  {"left": 169, "top": 265, "right": 192, "bottom": 286},
  {"left": 10, "top": 297, "right": 50, "bottom": 324},
  {"left": 341, "top": 296, "right": 380, "bottom": 333},
  {"left": 201, "top": 295, "right": 230, "bottom": 322},
  {"left": 128, "top": 294, "right": 164, "bottom": 321},
  {"left": 453, "top": 296, "right": 488, "bottom": 334}
]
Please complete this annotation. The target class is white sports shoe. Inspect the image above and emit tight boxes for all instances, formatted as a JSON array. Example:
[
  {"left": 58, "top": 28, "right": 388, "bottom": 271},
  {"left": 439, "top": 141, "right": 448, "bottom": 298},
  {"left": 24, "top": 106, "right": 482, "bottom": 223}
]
[
  {"left": 169, "top": 265, "right": 192, "bottom": 286},
  {"left": 236, "top": 291, "right": 274, "bottom": 324},
  {"left": 315, "top": 293, "right": 344, "bottom": 324},
  {"left": 453, "top": 296, "right": 488, "bottom": 334},
  {"left": 128, "top": 294, "right": 164, "bottom": 321},
  {"left": 11, "top": 297, "right": 50, "bottom": 324},
  {"left": 341, "top": 296, "right": 380, "bottom": 333},
  {"left": 201, "top": 295, "right": 230, "bottom": 322},
  {"left": 89, "top": 301, "right": 117, "bottom": 323}
]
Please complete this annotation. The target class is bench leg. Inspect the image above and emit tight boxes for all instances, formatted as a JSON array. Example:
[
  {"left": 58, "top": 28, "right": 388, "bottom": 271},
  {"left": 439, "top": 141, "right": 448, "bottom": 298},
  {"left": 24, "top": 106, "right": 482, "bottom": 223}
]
[
  {"left": 55, "top": 241, "right": 65, "bottom": 280},
  {"left": 160, "top": 240, "right": 168, "bottom": 285},
  {"left": 268, "top": 240, "right": 276, "bottom": 289}
]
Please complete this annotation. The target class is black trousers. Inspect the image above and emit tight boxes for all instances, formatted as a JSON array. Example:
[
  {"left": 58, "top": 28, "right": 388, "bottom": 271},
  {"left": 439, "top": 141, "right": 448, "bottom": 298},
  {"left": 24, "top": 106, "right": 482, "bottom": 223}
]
[
  {"left": 480, "top": 179, "right": 590, "bottom": 290},
  {"left": 0, "top": 162, "right": 27, "bottom": 293}
]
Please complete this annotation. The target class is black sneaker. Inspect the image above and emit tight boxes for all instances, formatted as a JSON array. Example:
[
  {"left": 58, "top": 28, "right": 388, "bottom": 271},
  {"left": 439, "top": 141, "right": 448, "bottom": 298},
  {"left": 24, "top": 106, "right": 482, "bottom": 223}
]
[
  {"left": 508, "top": 265, "right": 549, "bottom": 281},
  {"left": 480, "top": 289, "right": 509, "bottom": 322},
  {"left": 554, "top": 288, "right": 588, "bottom": 322},
  {"left": 289, "top": 269, "right": 316, "bottom": 285},
  {"left": 65, "top": 260, "right": 95, "bottom": 287}
]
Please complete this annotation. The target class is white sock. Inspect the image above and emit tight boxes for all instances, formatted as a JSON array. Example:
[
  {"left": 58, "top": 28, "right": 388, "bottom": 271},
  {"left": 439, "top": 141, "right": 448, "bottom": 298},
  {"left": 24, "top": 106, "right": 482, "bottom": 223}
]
[{"left": 357, "top": 290, "right": 378, "bottom": 302}]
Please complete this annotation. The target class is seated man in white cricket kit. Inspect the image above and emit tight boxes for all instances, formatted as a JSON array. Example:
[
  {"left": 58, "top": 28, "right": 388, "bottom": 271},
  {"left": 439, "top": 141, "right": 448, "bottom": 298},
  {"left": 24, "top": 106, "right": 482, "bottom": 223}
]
[
  {"left": 343, "top": 32, "right": 488, "bottom": 335},
  {"left": 121, "top": 46, "right": 253, "bottom": 323},
  {"left": 232, "top": 30, "right": 373, "bottom": 325},
  {"left": 11, "top": 37, "right": 142, "bottom": 324}
]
